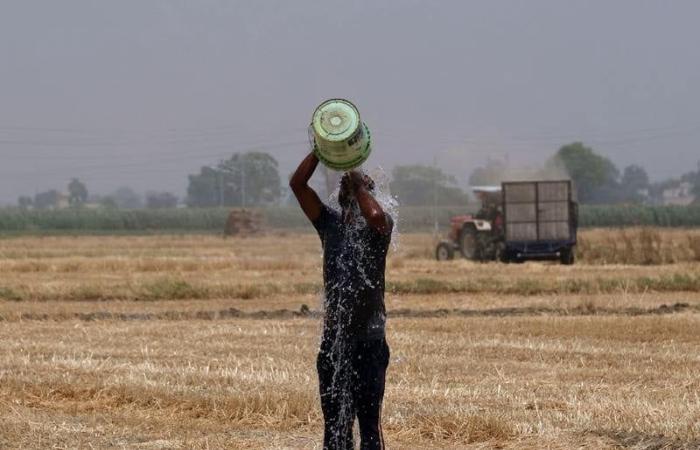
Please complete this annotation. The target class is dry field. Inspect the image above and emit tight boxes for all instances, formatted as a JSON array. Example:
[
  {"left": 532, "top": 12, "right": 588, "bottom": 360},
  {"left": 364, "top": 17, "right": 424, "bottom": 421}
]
[{"left": 1, "top": 229, "right": 700, "bottom": 449}]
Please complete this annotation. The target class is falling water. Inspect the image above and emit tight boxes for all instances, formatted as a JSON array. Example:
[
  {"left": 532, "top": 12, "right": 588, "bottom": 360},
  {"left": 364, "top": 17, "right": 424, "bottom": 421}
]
[
  {"left": 326, "top": 165, "right": 400, "bottom": 250},
  {"left": 317, "top": 165, "right": 399, "bottom": 448}
]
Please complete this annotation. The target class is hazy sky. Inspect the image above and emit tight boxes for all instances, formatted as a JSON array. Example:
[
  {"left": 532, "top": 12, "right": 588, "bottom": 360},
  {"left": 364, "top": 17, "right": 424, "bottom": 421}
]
[{"left": 1, "top": 1, "right": 699, "bottom": 204}]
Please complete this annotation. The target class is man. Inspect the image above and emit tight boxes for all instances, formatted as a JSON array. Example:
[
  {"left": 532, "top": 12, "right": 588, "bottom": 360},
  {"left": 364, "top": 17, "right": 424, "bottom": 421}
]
[{"left": 290, "top": 152, "right": 393, "bottom": 450}]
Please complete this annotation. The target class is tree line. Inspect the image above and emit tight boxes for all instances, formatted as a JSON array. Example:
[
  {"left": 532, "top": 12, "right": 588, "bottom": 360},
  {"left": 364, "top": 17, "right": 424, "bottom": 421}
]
[
  {"left": 18, "top": 180, "right": 180, "bottom": 210},
  {"left": 15, "top": 143, "right": 700, "bottom": 209},
  {"left": 184, "top": 142, "right": 696, "bottom": 207},
  {"left": 469, "top": 142, "right": 699, "bottom": 205}
]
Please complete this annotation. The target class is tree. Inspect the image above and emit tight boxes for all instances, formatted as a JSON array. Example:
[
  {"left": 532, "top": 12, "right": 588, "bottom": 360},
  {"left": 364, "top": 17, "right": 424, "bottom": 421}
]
[
  {"left": 468, "top": 159, "right": 508, "bottom": 186},
  {"left": 146, "top": 191, "right": 178, "bottom": 208},
  {"left": 68, "top": 178, "right": 88, "bottom": 206},
  {"left": 110, "top": 187, "right": 143, "bottom": 209},
  {"left": 187, "top": 152, "right": 282, "bottom": 207},
  {"left": 548, "top": 142, "right": 620, "bottom": 203},
  {"left": 17, "top": 196, "right": 33, "bottom": 209},
  {"left": 99, "top": 196, "right": 118, "bottom": 209},
  {"left": 620, "top": 164, "right": 650, "bottom": 203},
  {"left": 683, "top": 161, "right": 700, "bottom": 201},
  {"left": 34, "top": 190, "right": 61, "bottom": 209},
  {"left": 187, "top": 166, "right": 221, "bottom": 207},
  {"left": 469, "top": 158, "right": 550, "bottom": 186},
  {"left": 390, "top": 165, "right": 469, "bottom": 206}
]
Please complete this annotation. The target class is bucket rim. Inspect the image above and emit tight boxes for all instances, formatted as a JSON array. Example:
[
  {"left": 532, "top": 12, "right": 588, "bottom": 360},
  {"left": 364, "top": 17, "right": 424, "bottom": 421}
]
[{"left": 311, "top": 98, "right": 361, "bottom": 141}]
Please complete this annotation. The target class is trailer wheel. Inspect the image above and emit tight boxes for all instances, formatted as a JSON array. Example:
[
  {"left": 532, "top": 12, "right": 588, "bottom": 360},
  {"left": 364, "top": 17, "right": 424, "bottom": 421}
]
[
  {"left": 560, "top": 248, "right": 575, "bottom": 265},
  {"left": 459, "top": 227, "right": 478, "bottom": 260},
  {"left": 435, "top": 242, "right": 454, "bottom": 261}
]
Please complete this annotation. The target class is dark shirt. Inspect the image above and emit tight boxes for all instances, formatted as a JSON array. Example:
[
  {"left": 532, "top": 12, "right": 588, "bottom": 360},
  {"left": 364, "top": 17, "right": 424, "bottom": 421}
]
[{"left": 312, "top": 204, "right": 393, "bottom": 342}]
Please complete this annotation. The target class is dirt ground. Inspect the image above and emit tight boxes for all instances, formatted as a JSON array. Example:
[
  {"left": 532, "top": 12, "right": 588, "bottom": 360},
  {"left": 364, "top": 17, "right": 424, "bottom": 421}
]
[{"left": 1, "top": 232, "right": 699, "bottom": 449}]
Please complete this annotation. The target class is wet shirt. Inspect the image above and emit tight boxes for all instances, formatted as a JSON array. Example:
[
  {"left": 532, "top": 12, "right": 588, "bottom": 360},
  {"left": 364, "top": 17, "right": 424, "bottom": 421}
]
[{"left": 313, "top": 204, "right": 393, "bottom": 342}]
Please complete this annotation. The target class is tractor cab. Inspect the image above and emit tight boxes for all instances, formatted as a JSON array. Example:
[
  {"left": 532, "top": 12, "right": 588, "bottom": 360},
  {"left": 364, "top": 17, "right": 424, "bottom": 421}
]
[{"left": 435, "top": 186, "right": 504, "bottom": 261}]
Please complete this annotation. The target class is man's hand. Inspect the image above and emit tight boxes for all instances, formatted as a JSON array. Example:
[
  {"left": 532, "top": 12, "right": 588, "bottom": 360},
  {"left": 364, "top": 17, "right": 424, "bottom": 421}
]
[
  {"left": 347, "top": 170, "right": 391, "bottom": 234},
  {"left": 347, "top": 170, "right": 365, "bottom": 191},
  {"left": 346, "top": 170, "right": 376, "bottom": 195},
  {"left": 339, "top": 171, "right": 365, "bottom": 193}
]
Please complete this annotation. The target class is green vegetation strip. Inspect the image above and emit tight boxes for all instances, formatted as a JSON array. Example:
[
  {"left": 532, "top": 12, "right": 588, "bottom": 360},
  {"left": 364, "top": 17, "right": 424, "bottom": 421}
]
[
  {"left": 387, "top": 274, "right": 700, "bottom": 295},
  {"left": 2, "top": 204, "right": 700, "bottom": 234},
  {"left": 5, "top": 302, "right": 697, "bottom": 323},
  {"left": 1, "top": 273, "right": 699, "bottom": 302}
]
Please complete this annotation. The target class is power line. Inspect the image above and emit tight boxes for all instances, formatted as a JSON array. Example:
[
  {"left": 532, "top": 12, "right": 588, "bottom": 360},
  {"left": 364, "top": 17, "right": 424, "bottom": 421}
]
[
  {"left": 0, "top": 128, "right": 308, "bottom": 148},
  {"left": 0, "top": 138, "right": 308, "bottom": 178},
  {"left": 3, "top": 120, "right": 700, "bottom": 148}
]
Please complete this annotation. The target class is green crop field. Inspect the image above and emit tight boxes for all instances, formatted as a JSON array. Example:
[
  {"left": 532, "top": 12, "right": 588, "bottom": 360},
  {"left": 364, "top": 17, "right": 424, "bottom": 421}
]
[{"left": 1, "top": 204, "right": 700, "bottom": 234}]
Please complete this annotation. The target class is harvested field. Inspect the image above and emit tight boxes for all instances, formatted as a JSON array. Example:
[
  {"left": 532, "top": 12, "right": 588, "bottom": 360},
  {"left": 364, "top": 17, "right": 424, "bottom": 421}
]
[{"left": 1, "top": 231, "right": 699, "bottom": 449}]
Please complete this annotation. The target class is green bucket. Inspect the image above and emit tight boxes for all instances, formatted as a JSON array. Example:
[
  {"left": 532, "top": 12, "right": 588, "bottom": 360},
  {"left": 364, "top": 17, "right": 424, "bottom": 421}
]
[{"left": 311, "top": 99, "right": 371, "bottom": 171}]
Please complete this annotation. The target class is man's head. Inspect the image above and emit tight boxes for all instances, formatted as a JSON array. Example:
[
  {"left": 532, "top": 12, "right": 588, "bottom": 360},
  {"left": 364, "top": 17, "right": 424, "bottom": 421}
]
[{"left": 338, "top": 171, "right": 375, "bottom": 211}]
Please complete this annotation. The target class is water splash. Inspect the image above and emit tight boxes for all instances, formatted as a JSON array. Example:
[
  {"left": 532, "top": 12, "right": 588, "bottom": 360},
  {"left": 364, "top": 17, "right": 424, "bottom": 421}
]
[
  {"left": 316, "top": 164, "right": 400, "bottom": 447},
  {"left": 326, "top": 165, "right": 400, "bottom": 251},
  {"left": 367, "top": 165, "right": 400, "bottom": 252}
]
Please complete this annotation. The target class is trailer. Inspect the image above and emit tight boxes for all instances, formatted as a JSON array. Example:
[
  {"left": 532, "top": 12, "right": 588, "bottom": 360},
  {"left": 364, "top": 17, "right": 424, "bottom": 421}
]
[{"left": 501, "top": 180, "right": 577, "bottom": 264}]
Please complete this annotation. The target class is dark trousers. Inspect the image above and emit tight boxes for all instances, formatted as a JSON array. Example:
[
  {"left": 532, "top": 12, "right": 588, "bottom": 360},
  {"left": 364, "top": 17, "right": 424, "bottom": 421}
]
[{"left": 317, "top": 338, "right": 390, "bottom": 450}]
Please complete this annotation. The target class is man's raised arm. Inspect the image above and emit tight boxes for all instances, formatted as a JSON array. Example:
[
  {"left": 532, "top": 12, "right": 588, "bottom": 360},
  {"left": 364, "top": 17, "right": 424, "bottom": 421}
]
[{"left": 289, "top": 152, "right": 323, "bottom": 222}]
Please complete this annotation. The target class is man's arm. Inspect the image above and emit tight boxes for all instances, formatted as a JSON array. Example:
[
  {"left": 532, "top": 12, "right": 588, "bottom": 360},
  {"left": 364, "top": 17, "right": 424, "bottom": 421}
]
[
  {"left": 289, "top": 152, "right": 323, "bottom": 222},
  {"left": 349, "top": 171, "right": 392, "bottom": 234}
]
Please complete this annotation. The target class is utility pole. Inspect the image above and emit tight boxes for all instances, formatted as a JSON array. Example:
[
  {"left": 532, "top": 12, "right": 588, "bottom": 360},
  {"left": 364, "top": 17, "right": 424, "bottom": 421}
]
[
  {"left": 240, "top": 157, "right": 246, "bottom": 208},
  {"left": 218, "top": 171, "right": 224, "bottom": 207},
  {"left": 432, "top": 154, "right": 438, "bottom": 235}
]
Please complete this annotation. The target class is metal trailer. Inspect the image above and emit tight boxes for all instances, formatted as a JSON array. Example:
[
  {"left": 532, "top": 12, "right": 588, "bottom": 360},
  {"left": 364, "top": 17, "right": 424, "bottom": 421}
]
[{"left": 501, "top": 180, "right": 578, "bottom": 264}]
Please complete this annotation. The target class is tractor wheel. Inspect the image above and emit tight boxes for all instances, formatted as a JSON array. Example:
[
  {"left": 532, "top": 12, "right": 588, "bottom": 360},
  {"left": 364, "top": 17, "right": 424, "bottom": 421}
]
[
  {"left": 459, "top": 227, "right": 478, "bottom": 260},
  {"left": 560, "top": 248, "right": 575, "bottom": 265},
  {"left": 494, "top": 242, "right": 507, "bottom": 263},
  {"left": 435, "top": 242, "right": 454, "bottom": 261},
  {"left": 499, "top": 250, "right": 511, "bottom": 263}
]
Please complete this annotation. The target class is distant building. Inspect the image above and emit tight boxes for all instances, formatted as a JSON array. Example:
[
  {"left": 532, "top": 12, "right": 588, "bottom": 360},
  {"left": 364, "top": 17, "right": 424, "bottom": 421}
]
[
  {"left": 57, "top": 193, "right": 70, "bottom": 209},
  {"left": 33, "top": 190, "right": 71, "bottom": 210},
  {"left": 636, "top": 187, "right": 650, "bottom": 199},
  {"left": 661, "top": 181, "right": 695, "bottom": 206}
]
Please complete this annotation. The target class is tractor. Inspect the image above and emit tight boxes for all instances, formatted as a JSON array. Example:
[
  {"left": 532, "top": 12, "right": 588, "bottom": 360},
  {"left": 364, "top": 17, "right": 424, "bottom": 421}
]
[
  {"left": 435, "top": 187, "right": 504, "bottom": 262},
  {"left": 436, "top": 181, "right": 578, "bottom": 264}
]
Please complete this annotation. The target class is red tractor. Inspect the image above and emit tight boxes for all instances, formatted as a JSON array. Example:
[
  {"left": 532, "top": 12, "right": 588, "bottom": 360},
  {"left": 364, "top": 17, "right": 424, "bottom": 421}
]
[
  {"left": 436, "top": 181, "right": 578, "bottom": 264},
  {"left": 435, "top": 187, "right": 505, "bottom": 261}
]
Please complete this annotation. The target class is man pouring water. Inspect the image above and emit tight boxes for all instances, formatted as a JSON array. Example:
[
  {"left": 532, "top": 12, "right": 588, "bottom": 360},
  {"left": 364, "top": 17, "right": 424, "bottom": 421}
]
[{"left": 290, "top": 100, "right": 392, "bottom": 450}]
